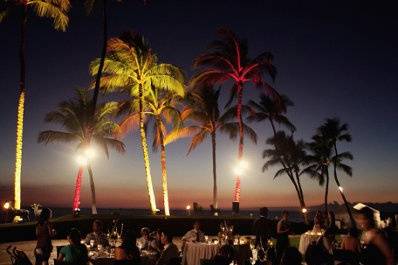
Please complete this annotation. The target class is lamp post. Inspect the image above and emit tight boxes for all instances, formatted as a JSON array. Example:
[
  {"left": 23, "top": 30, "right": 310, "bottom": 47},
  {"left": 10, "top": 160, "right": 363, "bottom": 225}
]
[{"left": 186, "top": 205, "right": 191, "bottom": 216}]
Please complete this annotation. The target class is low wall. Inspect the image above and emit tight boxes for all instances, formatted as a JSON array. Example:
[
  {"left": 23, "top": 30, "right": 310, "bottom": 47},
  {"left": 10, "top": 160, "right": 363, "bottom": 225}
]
[{"left": 0, "top": 214, "right": 309, "bottom": 243}]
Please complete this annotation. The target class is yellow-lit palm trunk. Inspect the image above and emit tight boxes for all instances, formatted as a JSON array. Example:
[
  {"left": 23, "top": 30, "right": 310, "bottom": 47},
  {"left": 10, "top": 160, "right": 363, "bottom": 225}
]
[
  {"left": 139, "top": 85, "right": 157, "bottom": 214},
  {"left": 14, "top": 89, "right": 25, "bottom": 210},
  {"left": 14, "top": 7, "right": 27, "bottom": 212},
  {"left": 157, "top": 118, "right": 170, "bottom": 216}
]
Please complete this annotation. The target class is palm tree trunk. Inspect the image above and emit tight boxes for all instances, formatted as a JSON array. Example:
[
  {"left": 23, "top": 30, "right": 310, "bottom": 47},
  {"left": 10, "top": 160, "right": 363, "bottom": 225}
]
[
  {"left": 13, "top": 5, "right": 27, "bottom": 212},
  {"left": 72, "top": 167, "right": 84, "bottom": 211},
  {"left": 87, "top": 163, "right": 97, "bottom": 214},
  {"left": 270, "top": 118, "right": 308, "bottom": 223},
  {"left": 91, "top": 0, "right": 108, "bottom": 112},
  {"left": 157, "top": 118, "right": 170, "bottom": 216},
  {"left": 333, "top": 144, "right": 355, "bottom": 226},
  {"left": 139, "top": 85, "right": 157, "bottom": 214},
  {"left": 233, "top": 82, "right": 244, "bottom": 203},
  {"left": 324, "top": 168, "right": 329, "bottom": 225},
  {"left": 211, "top": 131, "right": 218, "bottom": 210}
]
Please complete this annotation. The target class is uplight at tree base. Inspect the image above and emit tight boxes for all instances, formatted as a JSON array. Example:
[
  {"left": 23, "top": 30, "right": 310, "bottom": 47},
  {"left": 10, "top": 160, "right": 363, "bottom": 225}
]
[{"left": 14, "top": 90, "right": 25, "bottom": 210}]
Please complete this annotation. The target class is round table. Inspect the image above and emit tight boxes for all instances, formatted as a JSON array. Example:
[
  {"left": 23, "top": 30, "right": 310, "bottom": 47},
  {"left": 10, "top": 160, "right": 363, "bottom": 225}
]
[
  {"left": 182, "top": 242, "right": 219, "bottom": 265},
  {"left": 298, "top": 231, "right": 323, "bottom": 254}
]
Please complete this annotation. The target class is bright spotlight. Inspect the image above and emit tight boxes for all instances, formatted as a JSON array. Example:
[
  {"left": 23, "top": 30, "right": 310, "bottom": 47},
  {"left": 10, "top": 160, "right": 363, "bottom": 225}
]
[
  {"left": 84, "top": 147, "right": 96, "bottom": 159},
  {"left": 186, "top": 205, "right": 191, "bottom": 210},
  {"left": 75, "top": 155, "right": 88, "bottom": 166},
  {"left": 3, "top": 201, "right": 11, "bottom": 210},
  {"left": 233, "top": 159, "right": 248, "bottom": 175},
  {"left": 338, "top": 186, "right": 344, "bottom": 192},
  {"left": 301, "top": 208, "right": 308, "bottom": 214}
]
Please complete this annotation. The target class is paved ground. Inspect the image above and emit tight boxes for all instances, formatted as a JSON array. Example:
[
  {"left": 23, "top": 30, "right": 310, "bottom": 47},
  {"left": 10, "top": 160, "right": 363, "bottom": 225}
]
[{"left": 0, "top": 239, "right": 68, "bottom": 265}]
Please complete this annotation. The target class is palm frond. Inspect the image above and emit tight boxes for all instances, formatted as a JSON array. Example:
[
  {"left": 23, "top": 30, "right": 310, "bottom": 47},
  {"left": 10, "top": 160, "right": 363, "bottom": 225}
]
[
  {"left": 38, "top": 130, "right": 79, "bottom": 144},
  {"left": 29, "top": 0, "right": 70, "bottom": 31}
]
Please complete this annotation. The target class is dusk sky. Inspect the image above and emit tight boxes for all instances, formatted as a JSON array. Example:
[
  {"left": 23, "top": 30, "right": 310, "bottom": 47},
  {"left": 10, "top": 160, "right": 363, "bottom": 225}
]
[{"left": 0, "top": 0, "right": 397, "bottom": 210}]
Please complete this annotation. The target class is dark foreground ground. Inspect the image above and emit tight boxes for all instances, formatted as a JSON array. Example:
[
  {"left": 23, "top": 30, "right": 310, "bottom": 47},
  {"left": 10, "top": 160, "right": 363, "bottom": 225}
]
[{"left": 0, "top": 214, "right": 309, "bottom": 243}]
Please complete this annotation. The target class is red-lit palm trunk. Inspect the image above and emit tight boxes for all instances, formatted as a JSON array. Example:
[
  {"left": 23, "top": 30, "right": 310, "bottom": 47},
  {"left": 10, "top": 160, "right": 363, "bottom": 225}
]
[
  {"left": 233, "top": 82, "right": 244, "bottom": 204},
  {"left": 72, "top": 167, "right": 84, "bottom": 211}
]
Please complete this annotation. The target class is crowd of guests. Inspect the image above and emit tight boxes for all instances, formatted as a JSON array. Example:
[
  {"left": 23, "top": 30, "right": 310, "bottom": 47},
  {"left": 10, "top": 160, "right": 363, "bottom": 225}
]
[
  {"left": 33, "top": 206, "right": 397, "bottom": 265},
  {"left": 252, "top": 206, "right": 397, "bottom": 265}
]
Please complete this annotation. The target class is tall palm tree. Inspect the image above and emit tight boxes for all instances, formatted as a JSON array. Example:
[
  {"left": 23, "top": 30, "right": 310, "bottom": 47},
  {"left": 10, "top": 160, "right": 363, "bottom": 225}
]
[
  {"left": 38, "top": 89, "right": 125, "bottom": 214},
  {"left": 1, "top": 0, "right": 70, "bottom": 211},
  {"left": 303, "top": 133, "right": 333, "bottom": 217},
  {"left": 116, "top": 89, "right": 184, "bottom": 216},
  {"left": 179, "top": 87, "right": 257, "bottom": 211},
  {"left": 192, "top": 28, "right": 277, "bottom": 209},
  {"left": 263, "top": 131, "right": 308, "bottom": 223},
  {"left": 90, "top": 31, "right": 185, "bottom": 214},
  {"left": 318, "top": 118, "right": 355, "bottom": 225}
]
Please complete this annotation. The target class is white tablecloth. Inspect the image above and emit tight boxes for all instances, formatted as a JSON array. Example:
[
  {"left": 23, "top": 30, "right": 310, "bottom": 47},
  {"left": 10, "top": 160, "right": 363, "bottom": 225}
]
[
  {"left": 182, "top": 243, "right": 219, "bottom": 265},
  {"left": 298, "top": 232, "right": 322, "bottom": 254}
]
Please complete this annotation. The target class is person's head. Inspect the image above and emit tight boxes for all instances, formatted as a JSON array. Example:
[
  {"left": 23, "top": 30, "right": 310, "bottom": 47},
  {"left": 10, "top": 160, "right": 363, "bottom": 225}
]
[
  {"left": 193, "top": 221, "right": 201, "bottom": 231},
  {"left": 259, "top": 207, "right": 269, "bottom": 218},
  {"left": 141, "top": 227, "right": 150, "bottom": 238},
  {"left": 68, "top": 228, "right": 82, "bottom": 245},
  {"left": 280, "top": 247, "right": 302, "bottom": 265},
  {"left": 161, "top": 231, "right": 173, "bottom": 245},
  {"left": 92, "top": 219, "right": 103, "bottom": 233},
  {"left": 356, "top": 207, "right": 376, "bottom": 231},
  {"left": 38, "top": 208, "right": 51, "bottom": 225},
  {"left": 281, "top": 210, "right": 289, "bottom": 220}
]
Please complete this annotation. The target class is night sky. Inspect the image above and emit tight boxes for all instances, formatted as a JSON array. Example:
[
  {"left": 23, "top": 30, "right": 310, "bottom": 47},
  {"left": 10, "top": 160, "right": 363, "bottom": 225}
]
[{"left": 0, "top": 0, "right": 397, "bottom": 209}]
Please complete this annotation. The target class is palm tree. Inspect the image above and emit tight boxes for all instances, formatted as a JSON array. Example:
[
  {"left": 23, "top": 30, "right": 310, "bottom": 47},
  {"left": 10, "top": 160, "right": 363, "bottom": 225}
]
[
  {"left": 263, "top": 131, "right": 308, "bottom": 223},
  {"left": 248, "top": 94, "right": 296, "bottom": 135},
  {"left": 303, "top": 133, "right": 333, "bottom": 218},
  {"left": 90, "top": 31, "right": 185, "bottom": 214},
  {"left": 116, "top": 89, "right": 184, "bottom": 216},
  {"left": 1, "top": 0, "right": 70, "bottom": 211},
  {"left": 179, "top": 87, "right": 257, "bottom": 211},
  {"left": 192, "top": 28, "right": 277, "bottom": 208},
  {"left": 38, "top": 89, "right": 125, "bottom": 214},
  {"left": 318, "top": 118, "right": 355, "bottom": 225}
]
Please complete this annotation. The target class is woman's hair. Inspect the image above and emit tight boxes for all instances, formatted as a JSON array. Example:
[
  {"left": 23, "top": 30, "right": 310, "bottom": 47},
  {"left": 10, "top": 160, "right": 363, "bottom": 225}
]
[
  {"left": 120, "top": 230, "right": 140, "bottom": 261},
  {"left": 37, "top": 208, "right": 51, "bottom": 225},
  {"left": 348, "top": 227, "right": 359, "bottom": 238},
  {"left": 280, "top": 247, "right": 302, "bottom": 265},
  {"left": 69, "top": 228, "right": 82, "bottom": 245},
  {"left": 357, "top": 206, "right": 376, "bottom": 228}
]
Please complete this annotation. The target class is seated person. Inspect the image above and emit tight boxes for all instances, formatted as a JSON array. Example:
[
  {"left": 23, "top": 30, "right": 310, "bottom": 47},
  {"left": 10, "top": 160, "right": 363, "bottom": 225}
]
[
  {"left": 137, "top": 227, "right": 151, "bottom": 250},
  {"left": 85, "top": 219, "right": 108, "bottom": 247},
  {"left": 334, "top": 227, "right": 360, "bottom": 264},
  {"left": 156, "top": 231, "right": 179, "bottom": 265},
  {"left": 114, "top": 230, "right": 141, "bottom": 265},
  {"left": 149, "top": 229, "right": 163, "bottom": 254},
  {"left": 58, "top": 228, "right": 88, "bottom": 265},
  {"left": 280, "top": 247, "right": 302, "bottom": 265},
  {"left": 212, "top": 244, "right": 235, "bottom": 265},
  {"left": 182, "top": 221, "right": 205, "bottom": 243}
]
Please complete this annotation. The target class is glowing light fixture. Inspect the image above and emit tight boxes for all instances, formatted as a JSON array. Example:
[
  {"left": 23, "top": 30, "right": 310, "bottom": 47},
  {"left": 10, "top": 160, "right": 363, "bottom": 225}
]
[
  {"left": 3, "top": 201, "right": 11, "bottom": 210},
  {"left": 233, "top": 159, "right": 248, "bottom": 175},
  {"left": 84, "top": 147, "right": 96, "bottom": 159},
  {"left": 302, "top": 208, "right": 308, "bottom": 214},
  {"left": 75, "top": 154, "right": 88, "bottom": 166},
  {"left": 338, "top": 186, "right": 344, "bottom": 192}
]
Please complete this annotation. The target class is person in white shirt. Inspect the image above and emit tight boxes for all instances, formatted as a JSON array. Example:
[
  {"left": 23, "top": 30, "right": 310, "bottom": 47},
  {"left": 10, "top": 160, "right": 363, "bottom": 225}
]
[{"left": 182, "top": 221, "right": 205, "bottom": 243}]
